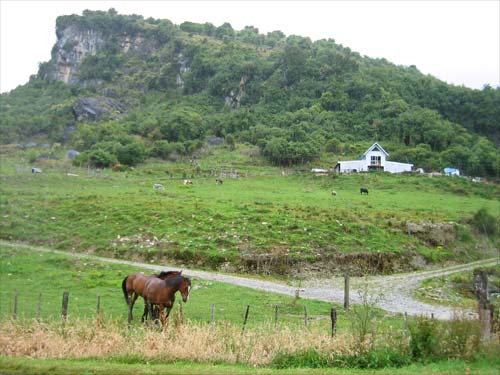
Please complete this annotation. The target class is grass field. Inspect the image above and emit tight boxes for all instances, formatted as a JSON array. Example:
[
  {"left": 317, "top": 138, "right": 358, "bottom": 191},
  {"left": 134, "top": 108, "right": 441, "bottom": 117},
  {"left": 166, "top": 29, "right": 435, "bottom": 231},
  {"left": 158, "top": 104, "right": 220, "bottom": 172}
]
[
  {"left": 1, "top": 148, "right": 498, "bottom": 275},
  {"left": 1, "top": 356, "right": 499, "bottom": 375},
  {"left": 0, "top": 244, "right": 361, "bottom": 330},
  {"left": 1, "top": 244, "right": 499, "bottom": 374}
]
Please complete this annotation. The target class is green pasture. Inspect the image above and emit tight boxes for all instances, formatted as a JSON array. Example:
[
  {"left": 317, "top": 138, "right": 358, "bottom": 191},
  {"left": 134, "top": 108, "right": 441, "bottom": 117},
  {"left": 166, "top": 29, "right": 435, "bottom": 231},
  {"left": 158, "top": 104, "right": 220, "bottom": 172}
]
[
  {"left": 1, "top": 356, "right": 499, "bottom": 375},
  {"left": 1, "top": 244, "right": 383, "bottom": 332},
  {"left": 1, "top": 150, "right": 498, "bottom": 271}
]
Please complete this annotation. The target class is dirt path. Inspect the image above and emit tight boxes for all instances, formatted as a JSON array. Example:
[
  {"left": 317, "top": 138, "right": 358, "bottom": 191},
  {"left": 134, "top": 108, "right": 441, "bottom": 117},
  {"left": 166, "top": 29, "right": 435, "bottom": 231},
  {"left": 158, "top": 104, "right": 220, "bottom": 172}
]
[{"left": 2, "top": 241, "right": 499, "bottom": 320}]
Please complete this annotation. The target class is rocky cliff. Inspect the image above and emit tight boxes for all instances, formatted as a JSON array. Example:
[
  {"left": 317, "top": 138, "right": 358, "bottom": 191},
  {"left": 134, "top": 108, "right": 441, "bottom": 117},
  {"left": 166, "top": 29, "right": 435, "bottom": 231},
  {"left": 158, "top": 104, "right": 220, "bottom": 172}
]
[{"left": 48, "top": 24, "right": 105, "bottom": 84}]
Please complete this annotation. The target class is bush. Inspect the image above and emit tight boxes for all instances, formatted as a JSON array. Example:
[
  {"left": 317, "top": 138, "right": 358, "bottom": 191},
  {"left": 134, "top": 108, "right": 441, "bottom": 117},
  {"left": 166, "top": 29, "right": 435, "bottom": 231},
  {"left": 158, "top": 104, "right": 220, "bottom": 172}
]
[
  {"left": 116, "top": 141, "right": 146, "bottom": 166},
  {"left": 409, "top": 317, "right": 439, "bottom": 361},
  {"left": 271, "top": 346, "right": 411, "bottom": 369},
  {"left": 73, "top": 149, "right": 117, "bottom": 168},
  {"left": 471, "top": 208, "right": 498, "bottom": 236}
]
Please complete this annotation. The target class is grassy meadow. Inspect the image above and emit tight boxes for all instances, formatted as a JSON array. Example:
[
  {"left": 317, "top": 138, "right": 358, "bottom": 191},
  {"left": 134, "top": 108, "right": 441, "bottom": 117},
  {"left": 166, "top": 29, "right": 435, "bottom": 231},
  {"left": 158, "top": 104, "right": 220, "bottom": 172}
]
[
  {"left": 1, "top": 243, "right": 499, "bottom": 374},
  {"left": 0, "top": 244, "right": 356, "bottom": 330},
  {"left": 1, "top": 147, "right": 498, "bottom": 276}
]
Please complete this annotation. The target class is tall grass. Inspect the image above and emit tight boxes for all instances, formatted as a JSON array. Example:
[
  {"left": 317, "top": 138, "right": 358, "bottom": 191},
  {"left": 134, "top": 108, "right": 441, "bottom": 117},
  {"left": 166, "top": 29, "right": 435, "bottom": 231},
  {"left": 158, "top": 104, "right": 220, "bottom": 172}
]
[{"left": 1, "top": 315, "right": 497, "bottom": 369}]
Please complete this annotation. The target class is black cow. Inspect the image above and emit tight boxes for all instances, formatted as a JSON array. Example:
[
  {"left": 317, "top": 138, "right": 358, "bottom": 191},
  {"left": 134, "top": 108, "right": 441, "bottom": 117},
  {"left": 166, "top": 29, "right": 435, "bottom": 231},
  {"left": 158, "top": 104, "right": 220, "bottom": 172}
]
[{"left": 360, "top": 188, "right": 369, "bottom": 195}]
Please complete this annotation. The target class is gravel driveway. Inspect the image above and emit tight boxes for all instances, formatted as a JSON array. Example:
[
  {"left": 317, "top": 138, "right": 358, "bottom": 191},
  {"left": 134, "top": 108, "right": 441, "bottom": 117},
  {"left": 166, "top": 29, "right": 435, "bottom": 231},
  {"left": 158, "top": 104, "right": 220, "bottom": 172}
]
[{"left": 3, "top": 241, "right": 498, "bottom": 320}]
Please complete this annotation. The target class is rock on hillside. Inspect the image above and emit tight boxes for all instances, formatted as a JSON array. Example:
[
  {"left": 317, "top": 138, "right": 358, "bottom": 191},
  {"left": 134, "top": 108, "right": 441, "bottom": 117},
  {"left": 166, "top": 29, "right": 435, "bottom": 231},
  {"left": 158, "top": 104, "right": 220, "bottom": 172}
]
[{"left": 72, "top": 97, "right": 125, "bottom": 121}]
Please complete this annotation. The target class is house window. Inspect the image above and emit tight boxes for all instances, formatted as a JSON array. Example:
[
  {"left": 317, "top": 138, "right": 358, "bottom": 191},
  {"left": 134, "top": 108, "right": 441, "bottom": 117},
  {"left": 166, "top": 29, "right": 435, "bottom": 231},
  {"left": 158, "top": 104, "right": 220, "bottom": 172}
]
[{"left": 371, "top": 156, "right": 381, "bottom": 165}]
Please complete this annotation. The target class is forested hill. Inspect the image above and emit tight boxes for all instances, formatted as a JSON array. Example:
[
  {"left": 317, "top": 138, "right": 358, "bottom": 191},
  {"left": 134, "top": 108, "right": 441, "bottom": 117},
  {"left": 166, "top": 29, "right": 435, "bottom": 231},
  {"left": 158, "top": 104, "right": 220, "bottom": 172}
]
[{"left": 1, "top": 9, "right": 499, "bottom": 177}]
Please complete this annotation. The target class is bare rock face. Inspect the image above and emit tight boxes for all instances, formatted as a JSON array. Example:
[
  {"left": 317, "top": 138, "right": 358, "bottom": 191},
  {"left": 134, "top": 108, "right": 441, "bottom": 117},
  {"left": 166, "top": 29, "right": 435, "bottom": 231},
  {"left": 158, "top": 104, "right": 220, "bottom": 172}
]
[
  {"left": 406, "top": 221, "right": 457, "bottom": 246},
  {"left": 48, "top": 24, "right": 105, "bottom": 84},
  {"left": 72, "top": 97, "right": 125, "bottom": 121},
  {"left": 224, "top": 75, "right": 248, "bottom": 108}
]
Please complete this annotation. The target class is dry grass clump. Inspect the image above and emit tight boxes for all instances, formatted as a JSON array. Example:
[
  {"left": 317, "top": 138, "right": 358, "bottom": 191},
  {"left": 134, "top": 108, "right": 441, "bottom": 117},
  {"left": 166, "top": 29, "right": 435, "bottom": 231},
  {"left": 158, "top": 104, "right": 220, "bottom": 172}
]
[{"left": 0, "top": 318, "right": 355, "bottom": 366}]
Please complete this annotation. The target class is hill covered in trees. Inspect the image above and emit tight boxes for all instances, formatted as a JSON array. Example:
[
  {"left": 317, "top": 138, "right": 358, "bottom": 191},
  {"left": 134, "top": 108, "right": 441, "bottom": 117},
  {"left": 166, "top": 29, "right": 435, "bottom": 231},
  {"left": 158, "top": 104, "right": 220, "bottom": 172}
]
[{"left": 1, "top": 9, "right": 499, "bottom": 177}]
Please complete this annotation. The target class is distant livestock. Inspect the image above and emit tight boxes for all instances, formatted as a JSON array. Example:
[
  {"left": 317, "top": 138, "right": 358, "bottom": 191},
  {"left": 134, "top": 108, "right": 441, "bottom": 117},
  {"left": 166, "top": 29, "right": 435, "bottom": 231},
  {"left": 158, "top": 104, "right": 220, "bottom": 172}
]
[
  {"left": 32, "top": 168, "right": 42, "bottom": 173},
  {"left": 331, "top": 191, "right": 337, "bottom": 196},
  {"left": 360, "top": 188, "right": 369, "bottom": 195},
  {"left": 183, "top": 179, "right": 193, "bottom": 185},
  {"left": 216, "top": 178, "right": 224, "bottom": 184},
  {"left": 153, "top": 183, "right": 165, "bottom": 190}
]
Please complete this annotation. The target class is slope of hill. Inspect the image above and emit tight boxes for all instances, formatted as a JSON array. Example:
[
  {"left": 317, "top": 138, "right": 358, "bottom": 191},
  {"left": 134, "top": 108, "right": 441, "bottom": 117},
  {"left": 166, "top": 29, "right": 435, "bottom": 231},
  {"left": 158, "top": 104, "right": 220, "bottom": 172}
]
[{"left": 0, "top": 8, "right": 499, "bottom": 177}]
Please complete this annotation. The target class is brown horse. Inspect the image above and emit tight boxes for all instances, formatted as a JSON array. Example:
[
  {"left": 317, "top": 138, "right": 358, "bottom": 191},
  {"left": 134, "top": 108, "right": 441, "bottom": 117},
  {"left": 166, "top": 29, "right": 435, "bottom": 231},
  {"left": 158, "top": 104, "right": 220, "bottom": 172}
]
[
  {"left": 143, "top": 275, "right": 191, "bottom": 325},
  {"left": 122, "top": 270, "right": 181, "bottom": 321}
]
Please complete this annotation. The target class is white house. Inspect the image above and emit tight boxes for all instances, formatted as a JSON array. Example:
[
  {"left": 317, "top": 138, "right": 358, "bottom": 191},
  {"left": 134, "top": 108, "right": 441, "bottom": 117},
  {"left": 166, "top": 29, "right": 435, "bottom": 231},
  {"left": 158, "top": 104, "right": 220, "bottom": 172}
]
[{"left": 334, "top": 143, "right": 413, "bottom": 174}]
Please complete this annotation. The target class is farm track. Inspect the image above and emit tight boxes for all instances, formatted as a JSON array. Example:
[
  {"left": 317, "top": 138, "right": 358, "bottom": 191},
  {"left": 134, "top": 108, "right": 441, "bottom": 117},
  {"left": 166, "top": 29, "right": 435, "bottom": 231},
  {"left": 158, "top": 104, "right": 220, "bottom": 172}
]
[{"left": 2, "top": 240, "right": 499, "bottom": 320}]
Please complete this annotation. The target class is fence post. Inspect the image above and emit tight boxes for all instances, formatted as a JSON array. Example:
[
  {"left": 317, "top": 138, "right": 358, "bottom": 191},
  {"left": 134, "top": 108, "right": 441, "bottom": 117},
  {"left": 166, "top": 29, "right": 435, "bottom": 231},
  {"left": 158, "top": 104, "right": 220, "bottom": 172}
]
[
  {"left": 13, "top": 291, "right": 18, "bottom": 320},
  {"left": 303, "top": 306, "right": 308, "bottom": 328},
  {"left": 344, "top": 275, "right": 350, "bottom": 311},
  {"left": 96, "top": 294, "right": 101, "bottom": 315},
  {"left": 61, "top": 291, "right": 69, "bottom": 324},
  {"left": 37, "top": 293, "right": 42, "bottom": 322},
  {"left": 211, "top": 304, "right": 215, "bottom": 332},
  {"left": 242, "top": 305, "right": 250, "bottom": 334},
  {"left": 404, "top": 312, "right": 409, "bottom": 338},
  {"left": 274, "top": 304, "right": 279, "bottom": 330},
  {"left": 331, "top": 308, "right": 337, "bottom": 337}
]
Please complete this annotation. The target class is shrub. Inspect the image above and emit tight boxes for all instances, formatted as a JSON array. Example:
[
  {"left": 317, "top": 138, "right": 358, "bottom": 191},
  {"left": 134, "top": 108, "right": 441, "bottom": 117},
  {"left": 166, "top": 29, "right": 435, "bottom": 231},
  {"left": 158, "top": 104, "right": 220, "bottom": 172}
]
[
  {"left": 409, "top": 317, "right": 438, "bottom": 361},
  {"left": 73, "top": 149, "right": 117, "bottom": 168},
  {"left": 116, "top": 141, "right": 146, "bottom": 166},
  {"left": 271, "top": 346, "right": 411, "bottom": 369},
  {"left": 471, "top": 208, "right": 498, "bottom": 236}
]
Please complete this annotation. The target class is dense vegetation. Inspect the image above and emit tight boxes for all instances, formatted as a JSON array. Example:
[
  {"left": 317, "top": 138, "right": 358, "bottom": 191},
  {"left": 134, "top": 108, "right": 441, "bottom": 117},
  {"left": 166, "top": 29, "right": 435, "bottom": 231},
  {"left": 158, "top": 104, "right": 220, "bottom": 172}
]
[{"left": 1, "top": 9, "right": 499, "bottom": 177}]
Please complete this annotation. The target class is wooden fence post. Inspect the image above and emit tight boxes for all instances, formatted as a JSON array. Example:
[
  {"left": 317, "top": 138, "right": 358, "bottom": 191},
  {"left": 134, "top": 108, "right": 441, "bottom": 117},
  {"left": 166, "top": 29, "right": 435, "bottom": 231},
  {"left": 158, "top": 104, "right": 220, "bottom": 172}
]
[
  {"left": 242, "top": 305, "right": 250, "bottom": 334},
  {"left": 344, "top": 275, "right": 350, "bottom": 311},
  {"left": 211, "top": 304, "right": 215, "bottom": 332},
  {"left": 96, "top": 295, "right": 101, "bottom": 315},
  {"left": 331, "top": 308, "right": 337, "bottom": 337},
  {"left": 274, "top": 304, "right": 279, "bottom": 329},
  {"left": 404, "top": 312, "right": 409, "bottom": 338},
  {"left": 61, "top": 291, "right": 69, "bottom": 324},
  {"left": 37, "top": 293, "right": 42, "bottom": 322},
  {"left": 13, "top": 291, "right": 18, "bottom": 320},
  {"left": 303, "top": 306, "right": 308, "bottom": 328}
]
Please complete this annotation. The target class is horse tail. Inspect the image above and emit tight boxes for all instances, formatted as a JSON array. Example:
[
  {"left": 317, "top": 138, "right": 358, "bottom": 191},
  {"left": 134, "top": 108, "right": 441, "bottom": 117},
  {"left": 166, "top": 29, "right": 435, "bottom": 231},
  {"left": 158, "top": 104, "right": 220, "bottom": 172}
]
[{"left": 122, "top": 276, "right": 129, "bottom": 305}]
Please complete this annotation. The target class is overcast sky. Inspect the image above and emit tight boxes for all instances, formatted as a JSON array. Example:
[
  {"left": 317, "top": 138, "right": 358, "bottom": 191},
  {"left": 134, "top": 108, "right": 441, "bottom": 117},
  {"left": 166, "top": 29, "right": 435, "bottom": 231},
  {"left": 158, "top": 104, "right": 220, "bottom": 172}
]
[{"left": 1, "top": 0, "right": 499, "bottom": 93}]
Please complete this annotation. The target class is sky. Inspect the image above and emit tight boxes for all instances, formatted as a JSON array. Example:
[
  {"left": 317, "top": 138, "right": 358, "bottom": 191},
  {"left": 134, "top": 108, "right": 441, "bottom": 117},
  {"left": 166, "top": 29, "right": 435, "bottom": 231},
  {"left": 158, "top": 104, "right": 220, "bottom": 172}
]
[{"left": 1, "top": 0, "right": 499, "bottom": 93}]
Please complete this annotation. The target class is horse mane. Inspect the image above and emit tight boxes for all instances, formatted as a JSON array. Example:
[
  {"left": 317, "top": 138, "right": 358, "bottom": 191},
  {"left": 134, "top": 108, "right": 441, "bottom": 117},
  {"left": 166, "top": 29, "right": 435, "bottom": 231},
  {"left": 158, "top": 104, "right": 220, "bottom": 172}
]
[
  {"left": 157, "top": 270, "right": 181, "bottom": 278},
  {"left": 163, "top": 275, "right": 190, "bottom": 286}
]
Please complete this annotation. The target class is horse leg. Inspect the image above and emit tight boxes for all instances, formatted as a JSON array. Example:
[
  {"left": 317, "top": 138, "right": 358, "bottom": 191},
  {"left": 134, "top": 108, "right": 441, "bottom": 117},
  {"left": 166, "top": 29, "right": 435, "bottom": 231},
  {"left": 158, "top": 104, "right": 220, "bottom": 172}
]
[
  {"left": 159, "top": 304, "right": 167, "bottom": 326},
  {"left": 165, "top": 306, "right": 173, "bottom": 320},
  {"left": 129, "top": 293, "right": 139, "bottom": 321},
  {"left": 141, "top": 300, "right": 148, "bottom": 322}
]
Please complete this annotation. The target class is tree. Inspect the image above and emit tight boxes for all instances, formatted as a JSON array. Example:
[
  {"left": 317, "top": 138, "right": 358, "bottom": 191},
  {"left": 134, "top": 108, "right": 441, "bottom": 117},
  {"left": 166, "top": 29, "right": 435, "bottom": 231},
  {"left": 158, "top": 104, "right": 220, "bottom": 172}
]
[{"left": 225, "top": 134, "right": 236, "bottom": 150}]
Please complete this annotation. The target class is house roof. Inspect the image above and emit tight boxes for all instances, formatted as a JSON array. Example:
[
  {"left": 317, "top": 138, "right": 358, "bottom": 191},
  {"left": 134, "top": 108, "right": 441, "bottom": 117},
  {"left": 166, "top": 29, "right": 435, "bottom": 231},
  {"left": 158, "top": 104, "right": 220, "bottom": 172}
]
[{"left": 360, "top": 143, "right": 389, "bottom": 159}]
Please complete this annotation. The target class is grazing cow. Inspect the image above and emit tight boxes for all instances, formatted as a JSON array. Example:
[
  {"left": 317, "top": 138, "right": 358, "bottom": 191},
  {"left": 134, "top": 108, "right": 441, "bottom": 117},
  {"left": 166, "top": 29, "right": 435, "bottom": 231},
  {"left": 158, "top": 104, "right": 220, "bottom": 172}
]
[
  {"left": 331, "top": 191, "right": 337, "bottom": 196},
  {"left": 360, "top": 188, "right": 369, "bottom": 195},
  {"left": 183, "top": 179, "right": 193, "bottom": 185},
  {"left": 153, "top": 183, "right": 165, "bottom": 190},
  {"left": 32, "top": 167, "right": 42, "bottom": 173},
  {"left": 216, "top": 178, "right": 224, "bottom": 184}
]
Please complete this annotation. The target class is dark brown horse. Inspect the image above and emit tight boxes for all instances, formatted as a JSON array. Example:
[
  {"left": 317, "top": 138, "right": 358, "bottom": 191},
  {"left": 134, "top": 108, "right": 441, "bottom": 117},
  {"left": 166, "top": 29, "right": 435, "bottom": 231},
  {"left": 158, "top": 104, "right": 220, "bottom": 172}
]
[
  {"left": 122, "top": 270, "right": 181, "bottom": 321},
  {"left": 143, "top": 275, "right": 191, "bottom": 325}
]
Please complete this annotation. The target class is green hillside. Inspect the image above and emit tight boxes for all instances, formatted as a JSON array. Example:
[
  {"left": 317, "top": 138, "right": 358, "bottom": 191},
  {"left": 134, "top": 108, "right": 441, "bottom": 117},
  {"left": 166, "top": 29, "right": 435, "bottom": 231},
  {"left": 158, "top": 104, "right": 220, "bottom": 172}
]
[
  {"left": 0, "top": 148, "right": 498, "bottom": 274},
  {"left": 0, "top": 9, "right": 499, "bottom": 177}
]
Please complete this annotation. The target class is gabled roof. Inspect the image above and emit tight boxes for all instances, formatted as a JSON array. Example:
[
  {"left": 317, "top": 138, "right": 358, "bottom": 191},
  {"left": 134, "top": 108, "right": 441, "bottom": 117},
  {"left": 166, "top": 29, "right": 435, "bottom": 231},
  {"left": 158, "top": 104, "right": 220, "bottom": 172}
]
[{"left": 360, "top": 142, "right": 389, "bottom": 159}]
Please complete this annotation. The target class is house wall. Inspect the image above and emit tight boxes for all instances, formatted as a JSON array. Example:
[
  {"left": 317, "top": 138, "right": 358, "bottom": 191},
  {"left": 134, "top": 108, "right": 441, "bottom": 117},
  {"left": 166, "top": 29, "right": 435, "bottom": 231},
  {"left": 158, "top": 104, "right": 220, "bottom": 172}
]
[
  {"left": 338, "top": 160, "right": 366, "bottom": 172},
  {"left": 385, "top": 161, "right": 413, "bottom": 173},
  {"left": 364, "top": 150, "right": 386, "bottom": 165}
]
